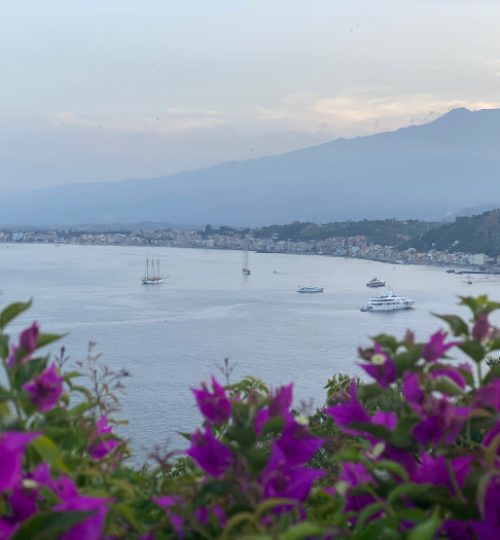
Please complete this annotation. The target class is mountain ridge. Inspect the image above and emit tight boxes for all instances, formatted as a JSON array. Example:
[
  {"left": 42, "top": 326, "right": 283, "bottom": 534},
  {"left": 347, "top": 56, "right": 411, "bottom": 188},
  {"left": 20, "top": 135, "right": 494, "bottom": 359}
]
[{"left": 1, "top": 107, "right": 500, "bottom": 226}]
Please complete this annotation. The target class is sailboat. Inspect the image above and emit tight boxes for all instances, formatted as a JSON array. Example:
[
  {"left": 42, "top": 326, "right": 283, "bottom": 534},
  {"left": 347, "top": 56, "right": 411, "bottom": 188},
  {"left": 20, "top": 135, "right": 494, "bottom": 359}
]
[
  {"left": 142, "top": 255, "right": 163, "bottom": 285},
  {"left": 242, "top": 238, "right": 251, "bottom": 275}
]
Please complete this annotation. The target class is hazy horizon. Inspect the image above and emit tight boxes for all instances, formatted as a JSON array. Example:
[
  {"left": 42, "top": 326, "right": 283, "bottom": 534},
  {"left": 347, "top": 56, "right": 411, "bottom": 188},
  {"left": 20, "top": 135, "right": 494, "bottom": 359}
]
[{"left": 2, "top": 0, "right": 500, "bottom": 192}]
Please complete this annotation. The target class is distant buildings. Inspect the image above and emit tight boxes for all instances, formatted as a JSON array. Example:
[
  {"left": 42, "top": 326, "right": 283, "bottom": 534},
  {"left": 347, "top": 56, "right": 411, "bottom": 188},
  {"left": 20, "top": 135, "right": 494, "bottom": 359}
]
[{"left": 0, "top": 227, "right": 498, "bottom": 272}]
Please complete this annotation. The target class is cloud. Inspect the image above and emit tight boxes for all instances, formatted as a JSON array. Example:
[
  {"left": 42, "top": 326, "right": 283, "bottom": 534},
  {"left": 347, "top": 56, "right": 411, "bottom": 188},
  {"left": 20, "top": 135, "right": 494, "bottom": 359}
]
[
  {"left": 253, "top": 93, "right": 500, "bottom": 137},
  {"left": 52, "top": 108, "right": 225, "bottom": 135}
]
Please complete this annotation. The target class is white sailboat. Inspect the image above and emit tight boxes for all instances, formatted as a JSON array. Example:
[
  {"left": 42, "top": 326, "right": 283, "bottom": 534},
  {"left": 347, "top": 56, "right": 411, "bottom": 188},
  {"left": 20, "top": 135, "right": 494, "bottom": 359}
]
[
  {"left": 142, "top": 255, "right": 163, "bottom": 285},
  {"left": 242, "top": 238, "right": 251, "bottom": 275}
]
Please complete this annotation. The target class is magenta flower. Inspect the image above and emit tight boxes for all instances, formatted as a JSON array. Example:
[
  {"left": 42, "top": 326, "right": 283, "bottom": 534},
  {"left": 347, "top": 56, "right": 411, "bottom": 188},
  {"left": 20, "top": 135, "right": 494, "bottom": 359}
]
[
  {"left": 413, "top": 398, "right": 469, "bottom": 445},
  {"left": 275, "top": 417, "right": 324, "bottom": 466},
  {"left": 469, "top": 474, "right": 500, "bottom": 539},
  {"left": 430, "top": 366, "right": 466, "bottom": 389},
  {"left": 154, "top": 496, "right": 184, "bottom": 537},
  {"left": 55, "top": 492, "right": 109, "bottom": 540},
  {"left": 483, "top": 422, "right": 500, "bottom": 455},
  {"left": 23, "top": 363, "right": 64, "bottom": 412},
  {"left": 8, "top": 322, "right": 40, "bottom": 367},
  {"left": 192, "top": 377, "right": 231, "bottom": 423},
  {"left": 472, "top": 314, "right": 490, "bottom": 341},
  {"left": 326, "top": 383, "right": 370, "bottom": 435},
  {"left": 260, "top": 446, "right": 324, "bottom": 503},
  {"left": 254, "top": 384, "right": 294, "bottom": 436},
  {"left": 187, "top": 426, "right": 233, "bottom": 478},
  {"left": 474, "top": 379, "right": 500, "bottom": 410},
  {"left": 269, "top": 384, "right": 293, "bottom": 416},
  {"left": 416, "top": 454, "right": 472, "bottom": 493},
  {"left": 422, "top": 330, "right": 459, "bottom": 362},
  {"left": 402, "top": 372, "right": 425, "bottom": 412},
  {"left": 88, "top": 416, "right": 121, "bottom": 460},
  {"left": 339, "top": 463, "right": 375, "bottom": 514},
  {"left": 359, "top": 345, "right": 397, "bottom": 388},
  {"left": 0, "top": 432, "right": 40, "bottom": 490}
]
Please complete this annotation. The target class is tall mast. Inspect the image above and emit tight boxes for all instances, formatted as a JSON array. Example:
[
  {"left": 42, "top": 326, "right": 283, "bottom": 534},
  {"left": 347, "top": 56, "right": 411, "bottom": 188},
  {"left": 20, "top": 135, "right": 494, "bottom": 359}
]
[{"left": 146, "top": 256, "right": 149, "bottom": 279}]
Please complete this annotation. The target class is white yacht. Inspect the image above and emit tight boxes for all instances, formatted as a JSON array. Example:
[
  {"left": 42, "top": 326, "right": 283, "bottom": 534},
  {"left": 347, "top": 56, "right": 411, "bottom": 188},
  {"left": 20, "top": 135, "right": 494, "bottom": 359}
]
[
  {"left": 360, "top": 290, "right": 414, "bottom": 312},
  {"left": 297, "top": 286, "right": 324, "bottom": 294},
  {"left": 366, "top": 277, "right": 386, "bottom": 288}
]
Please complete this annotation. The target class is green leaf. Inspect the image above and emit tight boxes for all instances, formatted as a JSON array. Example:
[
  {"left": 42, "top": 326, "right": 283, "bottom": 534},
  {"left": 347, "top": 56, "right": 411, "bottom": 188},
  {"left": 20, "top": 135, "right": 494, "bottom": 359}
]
[
  {"left": 11, "top": 511, "right": 91, "bottom": 540},
  {"left": 389, "top": 417, "right": 417, "bottom": 449},
  {"left": 262, "top": 416, "right": 284, "bottom": 435},
  {"left": 36, "top": 333, "right": 64, "bottom": 350},
  {"left": 0, "top": 334, "right": 9, "bottom": 360},
  {"left": 433, "top": 314, "right": 469, "bottom": 337},
  {"left": 407, "top": 509, "right": 441, "bottom": 540},
  {"left": 373, "top": 460, "right": 409, "bottom": 482},
  {"left": 0, "top": 300, "right": 32, "bottom": 330},
  {"left": 220, "top": 512, "right": 257, "bottom": 540},
  {"left": 226, "top": 425, "right": 257, "bottom": 448},
  {"left": 280, "top": 521, "right": 324, "bottom": 540},
  {"left": 355, "top": 502, "right": 385, "bottom": 531},
  {"left": 433, "top": 376, "right": 464, "bottom": 396},
  {"left": 459, "top": 341, "right": 486, "bottom": 363},
  {"left": 372, "top": 334, "right": 399, "bottom": 353},
  {"left": 31, "top": 435, "right": 68, "bottom": 473},
  {"left": 255, "top": 498, "right": 296, "bottom": 519},
  {"left": 14, "top": 357, "right": 48, "bottom": 388}
]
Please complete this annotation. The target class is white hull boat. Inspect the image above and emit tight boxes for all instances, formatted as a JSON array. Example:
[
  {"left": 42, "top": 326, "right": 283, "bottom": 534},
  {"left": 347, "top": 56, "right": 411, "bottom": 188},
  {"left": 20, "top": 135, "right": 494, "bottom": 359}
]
[{"left": 361, "top": 290, "right": 414, "bottom": 312}]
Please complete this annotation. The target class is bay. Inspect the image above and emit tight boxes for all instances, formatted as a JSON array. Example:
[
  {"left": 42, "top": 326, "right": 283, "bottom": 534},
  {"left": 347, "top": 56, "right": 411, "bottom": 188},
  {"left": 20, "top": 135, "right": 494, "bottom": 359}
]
[{"left": 1, "top": 243, "right": 499, "bottom": 462}]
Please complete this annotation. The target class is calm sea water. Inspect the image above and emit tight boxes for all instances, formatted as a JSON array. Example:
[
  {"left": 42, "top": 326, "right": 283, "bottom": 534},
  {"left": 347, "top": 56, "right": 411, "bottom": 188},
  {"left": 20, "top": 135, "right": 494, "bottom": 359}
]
[{"left": 2, "top": 243, "right": 500, "bottom": 462}]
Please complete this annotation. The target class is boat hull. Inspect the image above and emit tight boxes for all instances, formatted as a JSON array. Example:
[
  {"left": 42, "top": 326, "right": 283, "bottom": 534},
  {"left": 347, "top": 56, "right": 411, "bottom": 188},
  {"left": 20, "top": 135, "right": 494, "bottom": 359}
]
[
  {"left": 297, "top": 288, "right": 324, "bottom": 294},
  {"left": 360, "top": 301, "right": 414, "bottom": 312},
  {"left": 142, "top": 279, "right": 163, "bottom": 285}
]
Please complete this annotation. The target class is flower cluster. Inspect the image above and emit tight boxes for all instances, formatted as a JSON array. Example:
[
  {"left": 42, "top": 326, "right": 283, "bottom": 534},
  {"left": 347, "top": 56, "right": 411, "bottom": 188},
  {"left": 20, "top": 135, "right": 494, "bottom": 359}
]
[{"left": 1, "top": 295, "right": 500, "bottom": 539}]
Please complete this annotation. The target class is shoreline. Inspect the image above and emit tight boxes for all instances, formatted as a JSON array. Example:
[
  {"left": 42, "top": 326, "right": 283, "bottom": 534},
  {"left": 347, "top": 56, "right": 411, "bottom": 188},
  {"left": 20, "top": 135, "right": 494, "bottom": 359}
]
[{"left": 2, "top": 239, "right": 495, "bottom": 275}]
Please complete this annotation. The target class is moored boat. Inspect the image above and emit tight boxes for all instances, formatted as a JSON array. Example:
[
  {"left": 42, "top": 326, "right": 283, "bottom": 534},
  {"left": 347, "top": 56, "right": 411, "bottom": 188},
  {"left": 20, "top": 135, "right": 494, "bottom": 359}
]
[
  {"left": 366, "top": 277, "right": 386, "bottom": 288},
  {"left": 297, "top": 286, "right": 324, "bottom": 294},
  {"left": 360, "top": 290, "right": 414, "bottom": 312}
]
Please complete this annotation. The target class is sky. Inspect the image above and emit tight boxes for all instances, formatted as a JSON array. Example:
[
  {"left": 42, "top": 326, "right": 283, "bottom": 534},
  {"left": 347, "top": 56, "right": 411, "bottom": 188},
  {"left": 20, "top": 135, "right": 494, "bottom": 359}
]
[{"left": 1, "top": 0, "right": 500, "bottom": 192}]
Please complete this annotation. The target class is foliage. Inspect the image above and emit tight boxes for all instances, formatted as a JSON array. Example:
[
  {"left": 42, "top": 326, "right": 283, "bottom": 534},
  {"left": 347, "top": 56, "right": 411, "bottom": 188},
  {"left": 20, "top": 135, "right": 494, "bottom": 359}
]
[
  {"left": 1, "top": 295, "right": 500, "bottom": 538},
  {"left": 253, "top": 219, "right": 438, "bottom": 246}
]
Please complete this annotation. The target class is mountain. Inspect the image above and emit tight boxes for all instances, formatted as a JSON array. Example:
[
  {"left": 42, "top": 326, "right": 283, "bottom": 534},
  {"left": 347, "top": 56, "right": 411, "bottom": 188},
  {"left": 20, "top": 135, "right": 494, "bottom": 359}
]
[
  {"left": 408, "top": 209, "right": 500, "bottom": 257},
  {"left": 1, "top": 107, "right": 500, "bottom": 226}
]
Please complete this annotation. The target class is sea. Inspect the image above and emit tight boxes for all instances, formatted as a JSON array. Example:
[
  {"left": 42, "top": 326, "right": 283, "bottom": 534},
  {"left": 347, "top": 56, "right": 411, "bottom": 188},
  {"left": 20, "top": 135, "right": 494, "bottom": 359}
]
[{"left": 1, "top": 243, "right": 500, "bottom": 463}]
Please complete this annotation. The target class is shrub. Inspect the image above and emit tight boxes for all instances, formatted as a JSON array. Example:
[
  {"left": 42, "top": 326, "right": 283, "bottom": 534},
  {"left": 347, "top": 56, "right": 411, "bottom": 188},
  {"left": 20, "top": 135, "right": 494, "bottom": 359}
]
[{"left": 1, "top": 296, "right": 500, "bottom": 538}]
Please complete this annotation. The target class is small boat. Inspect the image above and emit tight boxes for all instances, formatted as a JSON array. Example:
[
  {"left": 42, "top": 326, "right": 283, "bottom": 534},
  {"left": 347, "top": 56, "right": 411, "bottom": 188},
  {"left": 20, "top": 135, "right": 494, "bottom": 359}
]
[
  {"left": 446, "top": 269, "right": 456, "bottom": 274},
  {"left": 366, "top": 277, "right": 386, "bottom": 288},
  {"left": 360, "top": 290, "right": 414, "bottom": 312},
  {"left": 142, "top": 256, "right": 163, "bottom": 285},
  {"left": 242, "top": 238, "right": 251, "bottom": 275},
  {"left": 297, "top": 286, "right": 324, "bottom": 294}
]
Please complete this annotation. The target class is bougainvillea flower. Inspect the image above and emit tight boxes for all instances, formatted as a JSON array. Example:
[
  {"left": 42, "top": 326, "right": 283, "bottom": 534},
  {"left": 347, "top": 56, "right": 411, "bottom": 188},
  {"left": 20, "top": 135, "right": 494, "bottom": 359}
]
[
  {"left": 55, "top": 494, "right": 109, "bottom": 540},
  {"left": 192, "top": 377, "right": 231, "bottom": 423},
  {"left": 430, "top": 366, "right": 466, "bottom": 390},
  {"left": 474, "top": 379, "right": 500, "bottom": 410},
  {"left": 254, "top": 384, "right": 294, "bottom": 436},
  {"left": 154, "top": 496, "right": 184, "bottom": 537},
  {"left": 8, "top": 322, "right": 40, "bottom": 368},
  {"left": 483, "top": 422, "right": 500, "bottom": 456},
  {"left": 326, "top": 383, "right": 370, "bottom": 435},
  {"left": 472, "top": 314, "right": 490, "bottom": 341},
  {"left": 359, "top": 345, "right": 397, "bottom": 388},
  {"left": 88, "top": 416, "right": 121, "bottom": 460},
  {"left": 260, "top": 446, "right": 324, "bottom": 502},
  {"left": 339, "top": 463, "right": 375, "bottom": 514},
  {"left": 23, "top": 363, "right": 64, "bottom": 412},
  {"left": 416, "top": 454, "right": 472, "bottom": 493},
  {"left": 9, "top": 484, "right": 38, "bottom": 523},
  {"left": 402, "top": 372, "right": 425, "bottom": 412},
  {"left": 0, "top": 432, "right": 40, "bottom": 490},
  {"left": 187, "top": 425, "right": 233, "bottom": 478},
  {"left": 276, "top": 417, "right": 324, "bottom": 466},
  {"left": 269, "top": 383, "right": 293, "bottom": 416},
  {"left": 469, "top": 474, "right": 500, "bottom": 540},
  {"left": 371, "top": 411, "right": 397, "bottom": 431},
  {"left": 422, "top": 330, "right": 459, "bottom": 362},
  {"left": 413, "top": 399, "right": 469, "bottom": 445}
]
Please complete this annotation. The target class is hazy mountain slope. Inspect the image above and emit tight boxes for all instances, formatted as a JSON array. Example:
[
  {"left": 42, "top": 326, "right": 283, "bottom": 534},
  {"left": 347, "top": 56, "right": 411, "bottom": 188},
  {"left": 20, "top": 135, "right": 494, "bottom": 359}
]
[
  {"left": 409, "top": 209, "right": 500, "bottom": 256},
  {"left": 1, "top": 107, "right": 500, "bottom": 226}
]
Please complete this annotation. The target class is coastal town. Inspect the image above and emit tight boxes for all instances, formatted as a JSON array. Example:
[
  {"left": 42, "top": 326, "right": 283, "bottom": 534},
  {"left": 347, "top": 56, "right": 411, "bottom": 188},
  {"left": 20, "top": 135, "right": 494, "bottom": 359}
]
[{"left": 0, "top": 226, "right": 496, "bottom": 271}]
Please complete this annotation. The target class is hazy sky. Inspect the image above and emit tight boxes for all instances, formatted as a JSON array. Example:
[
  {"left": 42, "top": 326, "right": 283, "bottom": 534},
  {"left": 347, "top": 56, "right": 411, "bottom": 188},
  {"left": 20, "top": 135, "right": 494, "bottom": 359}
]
[{"left": 1, "top": 0, "right": 500, "bottom": 191}]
